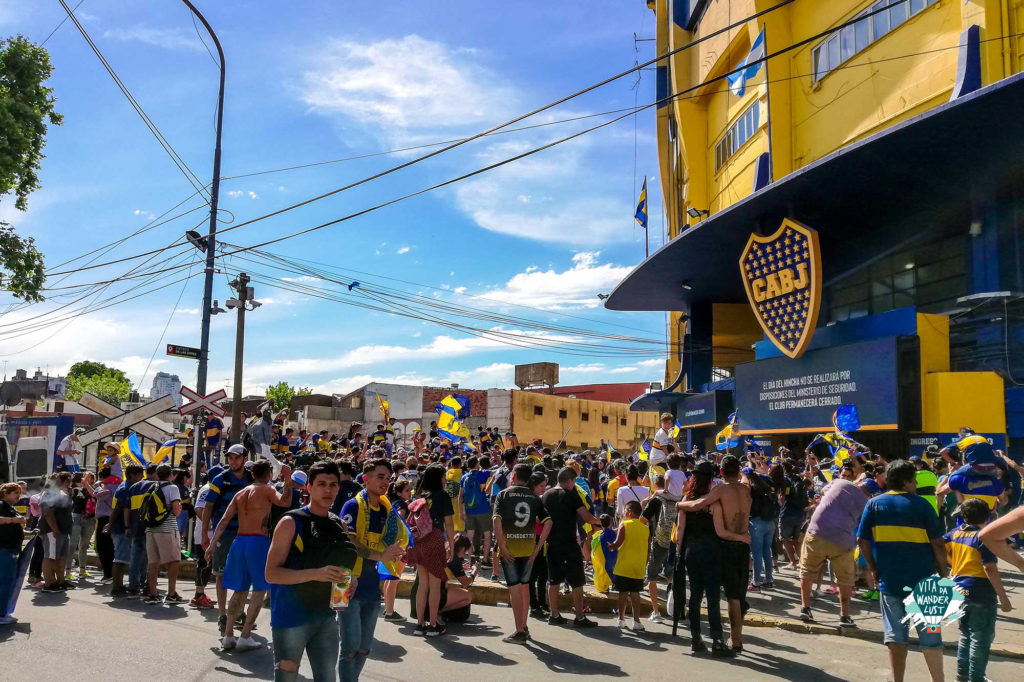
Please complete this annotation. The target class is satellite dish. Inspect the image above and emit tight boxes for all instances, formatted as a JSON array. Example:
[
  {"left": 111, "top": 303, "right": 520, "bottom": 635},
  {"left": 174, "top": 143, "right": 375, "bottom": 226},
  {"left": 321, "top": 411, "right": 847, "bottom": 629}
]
[{"left": 0, "top": 381, "right": 22, "bottom": 407}]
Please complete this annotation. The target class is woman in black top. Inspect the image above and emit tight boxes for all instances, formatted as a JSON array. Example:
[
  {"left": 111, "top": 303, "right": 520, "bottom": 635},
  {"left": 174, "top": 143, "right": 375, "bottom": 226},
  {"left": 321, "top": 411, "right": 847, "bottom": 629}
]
[
  {"left": 675, "top": 462, "right": 728, "bottom": 656},
  {"left": 418, "top": 465, "right": 455, "bottom": 554},
  {"left": 0, "top": 482, "right": 27, "bottom": 622}
]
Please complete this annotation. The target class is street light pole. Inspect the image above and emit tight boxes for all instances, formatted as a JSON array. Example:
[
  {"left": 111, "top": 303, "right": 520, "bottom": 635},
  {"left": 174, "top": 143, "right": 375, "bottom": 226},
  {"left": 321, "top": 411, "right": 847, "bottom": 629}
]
[
  {"left": 181, "top": 0, "right": 224, "bottom": 548},
  {"left": 229, "top": 273, "right": 251, "bottom": 443}
]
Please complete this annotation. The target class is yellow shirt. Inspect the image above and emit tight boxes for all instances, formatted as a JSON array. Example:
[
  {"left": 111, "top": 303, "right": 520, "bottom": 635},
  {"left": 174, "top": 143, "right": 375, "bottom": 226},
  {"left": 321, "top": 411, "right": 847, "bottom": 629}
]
[{"left": 613, "top": 518, "right": 650, "bottom": 580}]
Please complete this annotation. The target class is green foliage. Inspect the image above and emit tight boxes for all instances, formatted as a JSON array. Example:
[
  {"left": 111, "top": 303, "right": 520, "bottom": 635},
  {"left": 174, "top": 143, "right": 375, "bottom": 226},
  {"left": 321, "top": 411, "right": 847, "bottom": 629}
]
[
  {"left": 66, "top": 371, "right": 131, "bottom": 404},
  {"left": 0, "top": 221, "right": 44, "bottom": 302},
  {"left": 265, "top": 381, "right": 312, "bottom": 411},
  {"left": 0, "top": 35, "right": 62, "bottom": 211},
  {"left": 0, "top": 35, "right": 62, "bottom": 302},
  {"left": 68, "top": 361, "right": 129, "bottom": 383}
]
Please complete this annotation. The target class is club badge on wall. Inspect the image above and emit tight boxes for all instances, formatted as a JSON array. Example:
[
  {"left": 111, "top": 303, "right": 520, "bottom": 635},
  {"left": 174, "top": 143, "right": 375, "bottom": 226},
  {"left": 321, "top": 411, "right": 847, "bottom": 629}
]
[{"left": 739, "top": 218, "right": 822, "bottom": 359}]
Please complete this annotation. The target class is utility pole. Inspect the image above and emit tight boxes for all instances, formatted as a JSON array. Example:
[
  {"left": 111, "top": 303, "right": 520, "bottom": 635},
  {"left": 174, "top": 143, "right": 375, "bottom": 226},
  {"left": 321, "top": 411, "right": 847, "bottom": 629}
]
[
  {"left": 181, "top": 0, "right": 224, "bottom": 549},
  {"left": 229, "top": 273, "right": 251, "bottom": 443}
]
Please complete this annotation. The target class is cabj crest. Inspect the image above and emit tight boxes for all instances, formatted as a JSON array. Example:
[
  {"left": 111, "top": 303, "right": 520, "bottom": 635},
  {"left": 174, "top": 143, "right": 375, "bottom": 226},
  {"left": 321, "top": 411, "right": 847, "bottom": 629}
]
[{"left": 739, "top": 218, "right": 822, "bottom": 359}]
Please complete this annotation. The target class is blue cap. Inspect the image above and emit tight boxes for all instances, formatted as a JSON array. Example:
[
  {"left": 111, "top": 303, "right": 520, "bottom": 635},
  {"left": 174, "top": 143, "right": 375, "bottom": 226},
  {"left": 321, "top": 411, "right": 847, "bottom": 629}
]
[
  {"left": 741, "top": 467, "right": 754, "bottom": 475},
  {"left": 291, "top": 470, "right": 308, "bottom": 486}
]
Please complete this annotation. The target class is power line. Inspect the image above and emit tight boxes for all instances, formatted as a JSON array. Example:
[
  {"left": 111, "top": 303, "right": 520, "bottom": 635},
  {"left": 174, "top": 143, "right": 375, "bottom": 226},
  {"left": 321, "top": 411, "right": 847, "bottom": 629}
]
[
  {"left": 56, "top": 0, "right": 212, "bottom": 200},
  {"left": 134, "top": 254, "right": 199, "bottom": 390}
]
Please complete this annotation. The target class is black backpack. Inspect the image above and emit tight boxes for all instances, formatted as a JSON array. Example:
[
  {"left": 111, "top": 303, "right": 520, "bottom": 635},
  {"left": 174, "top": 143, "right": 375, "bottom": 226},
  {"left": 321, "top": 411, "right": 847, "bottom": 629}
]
[
  {"left": 141, "top": 482, "right": 172, "bottom": 528},
  {"left": 285, "top": 508, "right": 358, "bottom": 608}
]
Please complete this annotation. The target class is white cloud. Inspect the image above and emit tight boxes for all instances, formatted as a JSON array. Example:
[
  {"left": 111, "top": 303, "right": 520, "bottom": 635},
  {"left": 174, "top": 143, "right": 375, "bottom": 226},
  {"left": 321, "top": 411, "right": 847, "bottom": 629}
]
[
  {"left": 301, "top": 35, "right": 514, "bottom": 142},
  {"left": 227, "top": 190, "right": 243, "bottom": 198},
  {"left": 134, "top": 209, "right": 155, "bottom": 220},
  {"left": 227, "top": 190, "right": 259, "bottom": 199},
  {"left": 453, "top": 286, "right": 467, "bottom": 295},
  {"left": 477, "top": 251, "right": 632, "bottom": 310},
  {"left": 102, "top": 25, "right": 204, "bottom": 53},
  {"left": 280, "top": 275, "right": 321, "bottom": 283},
  {"left": 396, "top": 246, "right": 410, "bottom": 255},
  {"left": 248, "top": 191, "right": 259, "bottom": 199}
]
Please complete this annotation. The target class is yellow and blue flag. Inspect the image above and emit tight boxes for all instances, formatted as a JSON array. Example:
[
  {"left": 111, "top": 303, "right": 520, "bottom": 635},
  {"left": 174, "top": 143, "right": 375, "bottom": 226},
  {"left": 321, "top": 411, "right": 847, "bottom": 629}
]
[
  {"left": 638, "top": 438, "right": 652, "bottom": 461},
  {"left": 152, "top": 438, "right": 177, "bottom": 465},
  {"left": 436, "top": 394, "right": 472, "bottom": 443},
  {"left": 375, "top": 390, "right": 390, "bottom": 423},
  {"left": 118, "top": 433, "right": 145, "bottom": 471},
  {"left": 715, "top": 412, "right": 742, "bottom": 451},
  {"left": 591, "top": 528, "right": 618, "bottom": 593},
  {"left": 634, "top": 177, "right": 648, "bottom": 230},
  {"left": 670, "top": 420, "right": 682, "bottom": 439}
]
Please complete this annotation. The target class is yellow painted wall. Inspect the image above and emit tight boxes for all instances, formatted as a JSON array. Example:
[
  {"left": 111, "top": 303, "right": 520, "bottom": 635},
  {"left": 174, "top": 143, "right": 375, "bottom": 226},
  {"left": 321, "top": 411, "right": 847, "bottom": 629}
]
[
  {"left": 510, "top": 391, "right": 658, "bottom": 452},
  {"left": 650, "top": 0, "right": 1023, "bottom": 392},
  {"left": 922, "top": 372, "right": 1006, "bottom": 432}
]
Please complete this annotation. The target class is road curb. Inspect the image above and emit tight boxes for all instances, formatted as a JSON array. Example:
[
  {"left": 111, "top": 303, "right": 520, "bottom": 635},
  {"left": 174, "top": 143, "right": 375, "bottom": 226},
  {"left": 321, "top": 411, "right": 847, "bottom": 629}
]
[{"left": 85, "top": 553, "right": 1024, "bottom": 659}]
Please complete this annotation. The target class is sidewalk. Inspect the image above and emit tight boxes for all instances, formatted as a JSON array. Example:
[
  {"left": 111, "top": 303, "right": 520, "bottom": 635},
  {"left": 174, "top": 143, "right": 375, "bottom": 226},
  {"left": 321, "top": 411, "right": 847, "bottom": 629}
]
[{"left": 86, "top": 551, "right": 1024, "bottom": 658}]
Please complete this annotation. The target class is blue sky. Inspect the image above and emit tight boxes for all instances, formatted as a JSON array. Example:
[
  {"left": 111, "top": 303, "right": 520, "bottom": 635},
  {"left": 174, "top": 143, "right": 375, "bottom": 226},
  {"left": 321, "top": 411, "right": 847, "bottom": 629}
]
[{"left": 0, "top": 0, "right": 668, "bottom": 397}]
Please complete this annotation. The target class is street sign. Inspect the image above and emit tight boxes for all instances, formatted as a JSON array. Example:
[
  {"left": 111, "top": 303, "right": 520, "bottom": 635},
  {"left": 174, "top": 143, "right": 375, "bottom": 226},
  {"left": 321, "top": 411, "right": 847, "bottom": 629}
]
[
  {"left": 179, "top": 386, "right": 227, "bottom": 418},
  {"left": 78, "top": 393, "right": 175, "bottom": 447},
  {"left": 166, "top": 344, "right": 202, "bottom": 360}
]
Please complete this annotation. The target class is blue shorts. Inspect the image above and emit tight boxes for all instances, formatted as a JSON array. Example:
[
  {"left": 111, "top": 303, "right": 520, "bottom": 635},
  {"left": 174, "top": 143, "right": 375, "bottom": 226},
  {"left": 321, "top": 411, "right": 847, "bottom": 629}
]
[
  {"left": 880, "top": 591, "right": 943, "bottom": 648},
  {"left": 222, "top": 534, "right": 271, "bottom": 592},
  {"left": 112, "top": 533, "right": 131, "bottom": 565}
]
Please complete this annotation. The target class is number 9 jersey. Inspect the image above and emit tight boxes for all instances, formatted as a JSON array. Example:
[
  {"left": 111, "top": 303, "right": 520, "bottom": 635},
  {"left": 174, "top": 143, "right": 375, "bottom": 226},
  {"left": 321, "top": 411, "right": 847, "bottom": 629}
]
[{"left": 492, "top": 485, "right": 549, "bottom": 558}]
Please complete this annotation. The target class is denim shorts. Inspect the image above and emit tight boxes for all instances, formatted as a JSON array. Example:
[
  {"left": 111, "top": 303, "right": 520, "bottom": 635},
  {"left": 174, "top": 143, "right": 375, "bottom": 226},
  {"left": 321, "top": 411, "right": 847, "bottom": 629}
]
[
  {"left": 501, "top": 556, "right": 533, "bottom": 586},
  {"left": 880, "top": 591, "right": 943, "bottom": 648},
  {"left": 112, "top": 533, "right": 131, "bottom": 564}
]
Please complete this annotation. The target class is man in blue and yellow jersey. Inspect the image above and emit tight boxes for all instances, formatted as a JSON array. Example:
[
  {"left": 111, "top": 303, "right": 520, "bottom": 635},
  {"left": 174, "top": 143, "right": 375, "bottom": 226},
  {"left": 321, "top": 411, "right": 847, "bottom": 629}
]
[{"left": 857, "top": 460, "right": 947, "bottom": 682}]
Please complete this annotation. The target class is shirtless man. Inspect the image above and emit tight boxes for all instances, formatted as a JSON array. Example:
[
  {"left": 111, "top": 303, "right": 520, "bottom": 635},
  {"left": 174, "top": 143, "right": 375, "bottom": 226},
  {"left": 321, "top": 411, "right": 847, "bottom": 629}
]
[
  {"left": 677, "top": 455, "right": 751, "bottom": 652},
  {"left": 207, "top": 459, "right": 295, "bottom": 651}
]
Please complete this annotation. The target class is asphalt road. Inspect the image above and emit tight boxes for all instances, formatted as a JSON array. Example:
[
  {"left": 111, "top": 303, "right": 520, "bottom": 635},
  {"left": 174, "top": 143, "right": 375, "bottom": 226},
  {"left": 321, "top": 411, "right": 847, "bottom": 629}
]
[{"left": 2, "top": 577, "right": 1020, "bottom": 681}]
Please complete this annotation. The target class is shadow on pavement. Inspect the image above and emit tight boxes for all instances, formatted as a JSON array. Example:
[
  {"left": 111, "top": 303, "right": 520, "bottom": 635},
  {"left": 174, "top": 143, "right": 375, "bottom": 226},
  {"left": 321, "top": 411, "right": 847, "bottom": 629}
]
[{"left": 523, "top": 639, "right": 628, "bottom": 676}]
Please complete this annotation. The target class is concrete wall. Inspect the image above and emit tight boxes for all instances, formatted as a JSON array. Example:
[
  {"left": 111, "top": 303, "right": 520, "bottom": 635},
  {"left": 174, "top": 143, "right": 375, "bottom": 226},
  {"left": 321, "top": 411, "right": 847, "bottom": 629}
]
[
  {"left": 510, "top": 390, "right": 658, "bottom": 452},
  {"left": 487, "top": 389, "right": 512, "bottom": 430},
  {"left": 362, "top": 383, "right": 424, "bottom": 422}
]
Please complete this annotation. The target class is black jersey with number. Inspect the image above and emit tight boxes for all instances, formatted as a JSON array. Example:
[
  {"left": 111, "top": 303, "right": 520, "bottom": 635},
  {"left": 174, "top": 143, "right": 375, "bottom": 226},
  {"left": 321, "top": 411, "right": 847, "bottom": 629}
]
[{"left": 492, "top": 485, "right": 548, "bottom": 558}]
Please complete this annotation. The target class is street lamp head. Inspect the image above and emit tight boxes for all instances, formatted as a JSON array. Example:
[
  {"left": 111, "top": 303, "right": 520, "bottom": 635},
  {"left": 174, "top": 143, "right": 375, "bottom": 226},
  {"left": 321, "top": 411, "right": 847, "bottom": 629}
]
[
  {"left": 185, "top": 230, "right": 209, "bottom": 252},
  {"left": 225, "top": 298, "right": 239, "bottom": 310},
  {"left": 211, "top": 300, "right": 227, "bottom": 315}
]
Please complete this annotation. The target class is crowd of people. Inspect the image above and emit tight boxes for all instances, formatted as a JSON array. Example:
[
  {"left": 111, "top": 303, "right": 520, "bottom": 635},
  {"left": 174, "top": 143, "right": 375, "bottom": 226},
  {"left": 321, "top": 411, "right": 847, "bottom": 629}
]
[{"left": 2, "top": 410, "right": 1024, "bottom": 682}]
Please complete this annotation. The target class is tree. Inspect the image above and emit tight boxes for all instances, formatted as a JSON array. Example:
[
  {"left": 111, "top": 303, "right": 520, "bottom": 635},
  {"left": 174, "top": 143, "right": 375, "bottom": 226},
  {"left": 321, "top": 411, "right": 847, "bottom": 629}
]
[
  {"left": 265, "top": 381, "right": 313, "bottom": 411},
  {"left": 0, "top": 36, "right": 63, "bottom": 302},
  {"left": 68, "top": 360, "right": 128, "bottom": 384},
  {"left": 65, "top": 371, "right": 131, "bottom": 405}
]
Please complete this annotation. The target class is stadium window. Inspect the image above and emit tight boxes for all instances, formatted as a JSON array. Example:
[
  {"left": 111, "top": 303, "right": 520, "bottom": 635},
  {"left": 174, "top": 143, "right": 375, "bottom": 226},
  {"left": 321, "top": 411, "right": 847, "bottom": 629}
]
[
  {"left": 620, "top": 418, "right": 628, "bottom": 426},
  {"left": 558, "top": 409, "right": 567, "bottom": 419},
  {"left": 534, "top": 405, "right": 544, "bottom": 416},
  {"left": 601, "top": 415, "right": 609, "bottom": 424},
  {"left": 581, "top": 412, "right": 589, "bottom": 422},
  {"left": 715, "top": 101, "right": 760, "bottom": 171},
  {"left": 812, "top": 0, "right": 935, "bottom": 83}
]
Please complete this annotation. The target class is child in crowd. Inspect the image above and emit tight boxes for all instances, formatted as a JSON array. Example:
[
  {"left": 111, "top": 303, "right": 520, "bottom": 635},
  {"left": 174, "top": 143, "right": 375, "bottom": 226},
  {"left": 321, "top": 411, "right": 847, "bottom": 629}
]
[
  {"left": 610, "top": 500, "right": 649, "bottom": 632},
  {"left": 944, "top": 498, "right": 1012, "bottom": 682}
]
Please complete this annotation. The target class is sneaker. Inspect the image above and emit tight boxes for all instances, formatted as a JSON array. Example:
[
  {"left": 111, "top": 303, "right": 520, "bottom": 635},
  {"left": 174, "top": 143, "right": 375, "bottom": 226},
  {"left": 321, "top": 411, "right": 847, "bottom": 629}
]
[
  {"left": 59, "top": 581, "right": 76, "bottom": 590},
  {"left": 30, "top": 581, "right": 45, "bottom": 589},
  {"left": 383, "top": 611, "right": 405, "bottom": 622},
  {"left": 143, "top": 594, "right": 162, "bottom": 604},
  {"left": 164, "top": 593, "right": 185, "bottom": 605},
  {"left": 190, "top": 595, "right": 214, "bottom": 609},
  {"left": 110, "top": 588, "right": 128, "bottom": 598},
  {"left": 221, "top": 636, "right": 237, "bottom": 651},
  {"left": 648, "top": 612, "right": 664, "bottom": 624},
  {"left": 41, "top": 584, "right": 62, "bottom": 593},
  {"left": 100, "top": 576, "right": 114, "bottom": 583},
  {"left": 631, "top": 620, "right": 645, "bottom": 632},
  {"left": 799, "top": 606, "right": 815, "bottom": 623},
  {"left": 78, "top": 570, "right": 91, "bottom": 579},
  {"left": 530, "top": 607, "right": 547, "bottom": 619},
  {"left": 762, "top": 581, "right": 775, "bottom": 589},
  {"left": 618, "top": 619, "right": 627, "bottom": 629},
  {"left": 502, "top": 630, "right": 529, "bottom": 644},
  {"left": 126, "top": 588, "right": 142, "bottom": 599},
  {"left": 0, "top": 615, "right": 16, "bottom": 625},
  {"left": 825, "top": 585, "right": 839, "bottom": 595},
  {"left": 547, "top": 615, "right": 568, "bottom": 626},
  {"left": 235, "top": 636, "right": 261, "bottom": 652},
  {"left": 747, "top": 583, "right": 760, "bottom": 592},
  {"left": 573, "top": 616, "right": 597, "bottom": 628},
  {"left": 711, "top": 639, "right": 732, "bottom": 658},
  {"left": 839, "top": 615, "right": 857, "bottom": 628},
  {"left": 425, "top": 622, "right": 447, "bottom": 637},
  {"left": 691, "top": 638, "right": 708, "bottom": 654},
  {"left": 480, "top": 559, "right": 492, "bottom": 568},
  {"left": 413, "top": 624, "right": 428, "bottom": 636},
  {"left": 730, "top": 639, "right": 744, "bottom": 654},
  {"left": 235, "top": 613, "right": 247, "bottom": 628}
]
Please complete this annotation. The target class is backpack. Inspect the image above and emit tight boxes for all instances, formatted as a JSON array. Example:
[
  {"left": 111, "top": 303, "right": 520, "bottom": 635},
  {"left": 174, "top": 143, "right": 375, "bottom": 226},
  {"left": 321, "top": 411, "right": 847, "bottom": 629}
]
[
  {"left": 787, "top": 478, "right": 811, "bottom": 510},
  {"left": 752, "top": 481, "right": 780, "bottom": 521},
  {"left": 407, "top": 498, "right": 434, "bottom": 538},
  {"left": 653, "top": 497, "right": 675, "bottom": 548},
  {"left": 462, "top": 472, "right": 486, "bottom": 512},
  {"left": 285, "top": 508, "right": 357, "bottom": 608},
  {"left": 141, "top": 482, "right": 172, "bottom": 528}
]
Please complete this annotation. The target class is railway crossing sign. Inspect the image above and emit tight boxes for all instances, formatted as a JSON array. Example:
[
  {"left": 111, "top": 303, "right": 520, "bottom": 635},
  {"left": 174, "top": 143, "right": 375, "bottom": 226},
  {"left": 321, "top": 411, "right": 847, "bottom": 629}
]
[
  {"left": 78, "top": 392, "right": 175, "bottom": 447},
  {"left": 179, "top": 386, "right": 227, "bottom": 418}
]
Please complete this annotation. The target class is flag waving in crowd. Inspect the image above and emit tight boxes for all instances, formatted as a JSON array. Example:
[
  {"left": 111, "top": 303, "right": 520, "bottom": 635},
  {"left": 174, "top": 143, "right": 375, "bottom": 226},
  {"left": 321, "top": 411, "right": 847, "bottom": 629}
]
[{"left": 715, "top": 412, "right": 742, "bottom": 451}]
